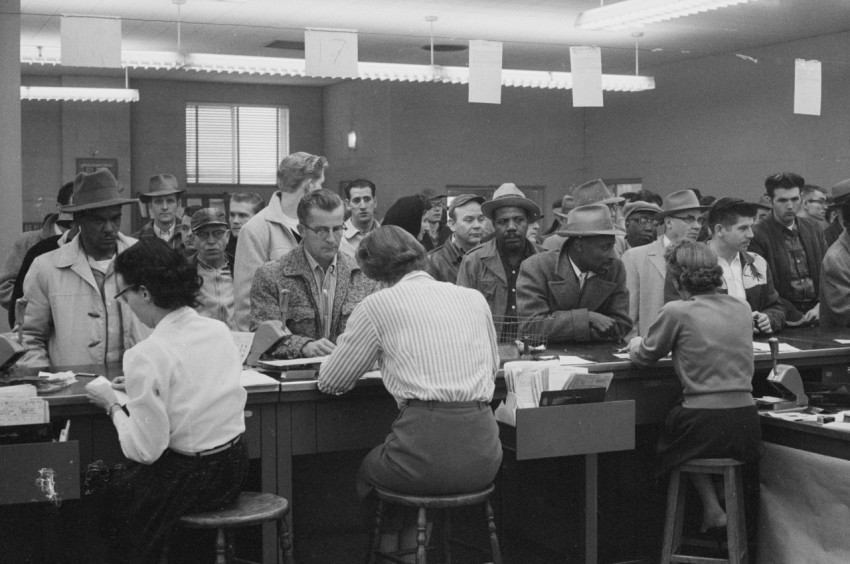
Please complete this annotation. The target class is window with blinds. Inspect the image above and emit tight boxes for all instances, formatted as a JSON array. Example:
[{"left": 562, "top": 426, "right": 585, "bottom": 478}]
[{"left": 186, "top": 103, "right": 290, "bottom": 185}]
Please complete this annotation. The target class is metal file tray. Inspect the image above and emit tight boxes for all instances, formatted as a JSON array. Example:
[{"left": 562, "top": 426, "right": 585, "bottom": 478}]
[{"left": 501, "top": 400, "right": 635, "bottom": 460}]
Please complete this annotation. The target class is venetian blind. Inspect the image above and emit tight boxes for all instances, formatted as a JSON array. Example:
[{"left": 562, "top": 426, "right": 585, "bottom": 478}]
[{"left": 186, "top": 103, "right": 289, "bottom": 184}]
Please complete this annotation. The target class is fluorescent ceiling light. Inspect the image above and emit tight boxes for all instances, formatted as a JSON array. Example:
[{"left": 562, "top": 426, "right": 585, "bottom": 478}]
[
  {"left": 576, "top": 0, "right": 755, "bottom": 31},
  {"left": 20, "top": 86, "right": 139, "bottom": 102},
  {"left": 20, "top": 48, "right": 655, "bottom": 92}
]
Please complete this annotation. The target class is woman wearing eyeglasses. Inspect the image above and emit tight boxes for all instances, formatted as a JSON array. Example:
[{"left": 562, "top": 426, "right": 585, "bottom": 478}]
[{"left": 85, "top": 238, "right": 248, "bottom": 563}]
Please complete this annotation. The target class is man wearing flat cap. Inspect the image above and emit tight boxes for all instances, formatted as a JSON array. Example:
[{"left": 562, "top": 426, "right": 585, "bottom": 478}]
[
  {"left": 20, "top": 168, "right": 150, "bottom": 367},
  {"left": 427, "top": 194, "right": 486, "bottom": 283},
  {"left": 458, "top": 183, "right": 540, "bottom": 338},
  {"left": 517, "top": 204, "right": 631, "bottom": 342},
  {"left": 234, "top": 151, "right": 329, "bottom": 331},
  {"left": 132, "top": 173, "right": 185, "bottom": 248},
  {"left": 542, "top": 179, "right": 629, "bottom": 256},
  {"left": 621, "top": 190, "right": 707, "bottom": 337},
  {"left": 824, "top": 177, "right": 850, "bottom": 248},
  {"left": 666, "top": 198, "right": 786, "bottom": 333},
  {"left": 190, "top": 208, "right": 235, "bottom": 328},
  {"left": 623, "top": 201, "right": 663, "bottom": 249},
  {"left": 750, "top": 172, "right": 827, "bottom": 326}
]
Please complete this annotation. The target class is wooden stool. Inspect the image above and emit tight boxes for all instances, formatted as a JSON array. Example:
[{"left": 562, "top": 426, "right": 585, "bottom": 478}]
[
  {"left": 366, "top": 484, "right": 502, "bottom": 564},
  {"left": 661, "top": 458, "right": 748, "bottom": 564},
  {"left": 166, "top": 491, "right": 294, "bottom": 564}
]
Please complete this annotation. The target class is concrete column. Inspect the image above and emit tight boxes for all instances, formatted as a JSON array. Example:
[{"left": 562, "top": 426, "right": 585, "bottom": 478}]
[{"left": 0, "top": 0, "right": 22, "bottom": 333}]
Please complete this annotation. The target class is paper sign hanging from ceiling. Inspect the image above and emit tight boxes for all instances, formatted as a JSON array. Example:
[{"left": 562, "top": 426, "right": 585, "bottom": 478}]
[
  {"left": 469, "top": 40, "right": 503, "bottom": 104},
  {"left": 60, "top": 16, "right": 122, "bottom": 68},
  {"left": 794, "top": 59, "right": 821, "bottom": 116},
  {"left": 570, "top": 46, "right": 603, "bottom": 107},
  {"left": 305, "top": 28, "right": 359, "bottom": 79}
]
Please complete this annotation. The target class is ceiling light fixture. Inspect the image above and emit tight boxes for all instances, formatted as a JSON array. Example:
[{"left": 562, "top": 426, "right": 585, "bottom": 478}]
[
  {"left": 20, "top": 86, "right": 139, "bottom": 103},
  {"left": 575, "top": 0, "right": 755, "bottom": 31},
  {"left": 19, "top": 48, "right": 655, "bottom": 92}
]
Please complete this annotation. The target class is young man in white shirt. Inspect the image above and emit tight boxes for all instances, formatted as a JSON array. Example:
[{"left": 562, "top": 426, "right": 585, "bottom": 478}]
[{"left": 339, "top": 179, "right": 379, "bottom": 258}]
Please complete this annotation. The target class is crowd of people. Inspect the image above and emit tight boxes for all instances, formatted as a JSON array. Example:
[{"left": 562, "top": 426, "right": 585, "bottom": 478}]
[{"left": 4, "top": 150, "right": 850, "bottom": 560}]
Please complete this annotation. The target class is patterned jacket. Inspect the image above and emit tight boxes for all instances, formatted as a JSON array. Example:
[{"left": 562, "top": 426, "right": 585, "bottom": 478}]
[{"left": 249, "top": 246, "right": 378, "bottom": 358}]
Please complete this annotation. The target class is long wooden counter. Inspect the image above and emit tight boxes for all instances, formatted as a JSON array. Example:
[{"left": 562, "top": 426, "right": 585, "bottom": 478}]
[{"left": 8, "top": 326, "right": 850, "bottom": 563}]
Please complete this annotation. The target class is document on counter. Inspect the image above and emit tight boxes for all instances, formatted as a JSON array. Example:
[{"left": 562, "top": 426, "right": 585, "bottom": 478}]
[
  {"left": 834, "top": 339, "right": 850, "bottom": 345},
  {"left": 85, "top": 376, "right": 129, "bottom": 406},
  {"left": 753, "top": 342, "right": 800, "bottom": 353},
  {"left": 559, "top": 356, "right": 593, "bottom": 365},
  {"left": 259, "top": 356, "right": 328, "bottom": 369},
  {"left": 240, "top": 370, "right": 280, "bottom": 392}
]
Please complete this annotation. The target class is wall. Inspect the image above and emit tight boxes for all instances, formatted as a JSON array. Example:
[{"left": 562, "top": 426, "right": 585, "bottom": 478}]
[
  {"left": 585, "top": 30, "right": 850, "bottom": 201},
  {"left": 323, "top": 80, "right": 598, "bottom": 217}
]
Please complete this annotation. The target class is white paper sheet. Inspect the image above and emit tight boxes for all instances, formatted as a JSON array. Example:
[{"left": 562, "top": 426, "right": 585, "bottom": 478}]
[
  {"left": 305, "top": 28, "right": 359, "bottom": 78},
  {"left": 794, "top": 58, "right": 821, "bottom": 116},
  {"left": 468, "top": 40, "right": 503, "bottom": 104},
  {"left": 570, "top": 46, "right": 603, "bottom": 107},
  {"left": 61, "top": 16, "right": 122, "bottom": 68},
  {"left": 752, "top": 342, "right": 800, "bottom": 353},
  {"left": 259, "top": 356, "right": 328, "bottom": 368},
  {"left": 559, "top": 355, "right": 593, "bottom": 365}
]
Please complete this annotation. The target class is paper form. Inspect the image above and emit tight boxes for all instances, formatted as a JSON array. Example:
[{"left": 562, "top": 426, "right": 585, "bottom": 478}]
[
  {"left": 469, "top": 40, "right": 503, "bottom": 104},
  {"left": 570, "top": 46, "right": 603, "bottom": 107}
]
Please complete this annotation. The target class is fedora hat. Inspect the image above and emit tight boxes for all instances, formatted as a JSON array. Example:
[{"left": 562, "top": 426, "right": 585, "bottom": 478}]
[
  {"left": 831, "top": 178, "right": 850, "bottom": 204},
  {"left": 657, "top": 190, "right": 709, "bottom": 218},
  {"left": 61, "top": 169, "right": 137, "bottom": 212},
  {"left": 139, "top": 173, "right": 184, "bottom": 202},
  {"left": 555, "top": 179, "right": 623, "bottom": 219},
  {"left": 623, "top": 200, "right": 663, "bottom": 222},
  {"left": 558, "top": 204, "right": 619, "bottom": 237},
  {"left": 481, "top": 183, "right": 541, "bottom": 221}
]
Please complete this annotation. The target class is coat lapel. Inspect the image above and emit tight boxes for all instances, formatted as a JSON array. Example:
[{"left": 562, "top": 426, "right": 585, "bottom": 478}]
[{"left": 646, "top": 239, "right": 666, "bottom": 278}]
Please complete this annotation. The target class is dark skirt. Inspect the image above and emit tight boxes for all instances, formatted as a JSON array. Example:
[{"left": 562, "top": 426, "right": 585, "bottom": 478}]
[
  {"left": 102, "top": 438, "right": 249, "bottom": 564},
  {"left": 657, "top": 404, "right": 763, "bottom": 477},
  {"left": 357, "top": 400, "right": 503, "bottom": 499}
]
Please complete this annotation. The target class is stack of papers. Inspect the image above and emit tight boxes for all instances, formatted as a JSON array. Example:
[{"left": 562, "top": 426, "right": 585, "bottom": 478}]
[
  {"left": 0, "top": 384, "right": 49, "bottom": 425},
  {"left": 259, "top": 356, "right": 328, "bottom": 369},
  {"left": 240, "top": 370, "right": 280, "bottom": 392},
  {"left": 752, "top": 342, "right": 800, "bottom": 353}
]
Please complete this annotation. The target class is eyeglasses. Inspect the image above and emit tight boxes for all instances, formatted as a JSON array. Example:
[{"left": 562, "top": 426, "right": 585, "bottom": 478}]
[
  {"left": 671, "top": 215, "right": 705, "bottom": 226},
  {"left": 628, "top": 216, "right": 656, "bottom": 226},
  {"left": 193, "top": 229, "right": 228, "bottom": 241},
  {"left": 806, "top": 198, "right": 827, "bottom": 205},
  {"left": 115, "top": 284, "right": 137, "bottom": 301},
  {"left": 301, "top": 224, "right": 345, "bottom": 238}
]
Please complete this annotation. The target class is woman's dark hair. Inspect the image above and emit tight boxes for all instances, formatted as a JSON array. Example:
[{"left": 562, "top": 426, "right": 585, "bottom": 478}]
[
  {"left": 664, "top": 240, "right": 723, "bottom": 295},
  {"left": 356, "top": 225, "right": 427, "bottom": 284},
  {"left": 115, "top": 238, "right": 202, "bottom": 309},
  {"left": 381, "top": 195, "right": 430, "bottom": 238}
]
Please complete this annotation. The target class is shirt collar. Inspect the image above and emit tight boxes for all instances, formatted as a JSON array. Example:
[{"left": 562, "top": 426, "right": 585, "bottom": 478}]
[
  {"left": 153, "top": 222, "right": 175, "bottom": 239},
  {"left": 305, "top": 248, "right": 337, "bottom": 275},
  {"left": 662, "top": 235, "right": 673, "bottom": 248},
  {"left": 568, "top": 255, "right": 594, "bottom": 282}
]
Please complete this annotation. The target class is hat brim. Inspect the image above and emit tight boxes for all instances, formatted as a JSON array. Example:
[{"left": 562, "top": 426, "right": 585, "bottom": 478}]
[
  {"left": 657, "top": 205, "right": 711, "bottom": 219},
  {"left": 481, "top": 197, "right": 541, "bottom": 221},
  {"left": 139, "top": 188, "right": 185, "bottom": 201},
  {"left": 595, "top": 196, "right": 625, "bottom": 206},
  {"left": 61, "top": 197, "right": 139, "bottom": 213},
  {"left": 557, "top": 229, "right": 620, "bottom": 237},
  {"left": 192, "top": 221, "right": 229, "bottom": 231}
]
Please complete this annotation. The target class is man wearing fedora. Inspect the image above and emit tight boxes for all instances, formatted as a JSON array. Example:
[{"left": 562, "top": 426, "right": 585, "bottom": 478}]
[
  {"left": 824, "top": 177, "right": 850, "bottom": 248},
  {"left": 132, "top": 173, "right": 185, "bottom": 248},
  {"left": 458, "top": 183, "right": 540, "bottom": 339},
  {"left": 542, "top": 179, "right": 629, "bottom": 256},
  {"left": 190, "top": 208, "right": 236, "bottom": 329},
  {"left": 517, "top": 203, "right": 631, "bottom": 342},
  {"left": 750, "top": 172, "right": 827, "bottom": 326},
  {"left": 621, "top": 190, "right": 707, "bottom": 337},
  {"left": 541, "top": 194, "right": 576, "bottom": 247},
  {"left": 427, "top": 194, "right": 486, "bottom": 283},
  {"left": 20, "top": 168, "right": 149, "bottom": 367},
  {"left": 234, "top": 151, "right": 328, "bottom": 331}
]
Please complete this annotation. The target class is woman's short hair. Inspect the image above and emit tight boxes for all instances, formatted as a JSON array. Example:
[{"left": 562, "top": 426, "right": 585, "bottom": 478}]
[
  {"left": 277, "top": 152, "right": 328, "bottom": 193},
  {"left": 356, "top": 226, "right": 427, "bottom": 284},
  {"left": 664, "top": 240, "right": 723, "bottom": 295},
  {"left": 115, "top": 238, "right": 202, "bottom": 310}
]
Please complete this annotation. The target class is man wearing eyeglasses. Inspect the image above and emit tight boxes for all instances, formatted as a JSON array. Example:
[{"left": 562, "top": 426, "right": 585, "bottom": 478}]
[
  {"left": 190, "top": 208, "right": 235, "bottom": 328},
  {"left": 621, "top": 190, "right": 708, "bottom": 337},
  {"left": 249, "top": 190, "right": 377, "bottom": 358},
  {"left": 20, "top": 169, "right": 150, "bottom": 367},
  {"left": 750, "top": 173, "right": 827, "bottom": 326},
  {"left": 797, "top": 184, "right": 829, "bottom": 228}
]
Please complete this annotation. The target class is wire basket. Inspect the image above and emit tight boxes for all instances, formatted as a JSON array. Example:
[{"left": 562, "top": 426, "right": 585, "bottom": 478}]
[{"left": 492, "top": 316, "right": 548, "bottom": 353}]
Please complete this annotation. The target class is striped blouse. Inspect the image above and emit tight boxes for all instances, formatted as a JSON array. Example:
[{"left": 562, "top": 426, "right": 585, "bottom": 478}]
[{"left": 318, "top": 270, "right": 498, "bottom": 405}]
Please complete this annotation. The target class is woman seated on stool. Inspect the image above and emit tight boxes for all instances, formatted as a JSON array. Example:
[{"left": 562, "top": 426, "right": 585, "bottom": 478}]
[
  {"left": 318, "top": 225, "right": 503, "bottom": 555},
  {"left": 629, "top": 240, "right": 762, "bottom": 533},
  {"left": 86, "top": 238, "right": 248, "bottom": 563}
]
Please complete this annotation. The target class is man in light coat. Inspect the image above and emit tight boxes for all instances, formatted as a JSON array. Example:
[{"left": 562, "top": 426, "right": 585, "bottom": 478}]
[
  {"left": 20, "top": 169, "right": 149, "bottom": 367},
  {"left": 621, "top": 190, "right": 707, "bottom": 337},
  {"left": 233, "top": 152, "right": 328, "bottom": 330},
  {"left": 820, "top": 199, "right": 850, "bottom": 329}
]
